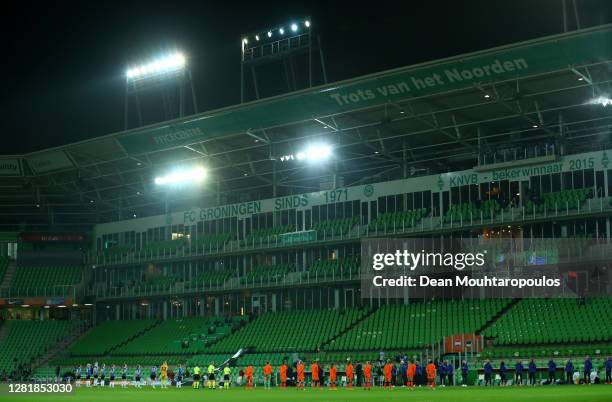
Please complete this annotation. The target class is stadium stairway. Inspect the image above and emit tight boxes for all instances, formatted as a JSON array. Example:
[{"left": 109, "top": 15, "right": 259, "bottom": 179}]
[
  {"left": 475, "top": 298, "right": 520, "bottom": 336},
  {"left": 32, "top": 322, "right": 91, "bottom": 369},
  {"left": 0, "top": 260, "right": 17, "bottom": 288},
  {"left": 104, "top": 320, "right": 162, "bottom": 355},
  {"left": 319, "top": 307, "right": 378, "bottom": 351}
]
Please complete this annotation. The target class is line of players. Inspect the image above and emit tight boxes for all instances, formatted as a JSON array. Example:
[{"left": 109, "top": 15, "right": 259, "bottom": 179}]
[
  {"left": 248, "top": 359, "right": 439, "bottom": 390},
  {"left": 68, "top": 356, "right": 612, "bottom": 390},
  {"left": 480, "top": 356, "right": 612, "bottom": 386},
  {"left": 73, "top": 361, "right": 177, "bottom": 389}
]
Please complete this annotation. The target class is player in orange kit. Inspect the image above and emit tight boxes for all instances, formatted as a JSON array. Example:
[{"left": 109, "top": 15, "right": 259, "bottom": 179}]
[
  {"left": 311, "top": 360, "right": 320, "bottom": 388},
  {"left": 345, "top": 360, "right": 354, "bottom": 389},
  {"left": 383, "top": 360, "right": 393, "bottom": 389},
  {"left": 245, "top": 365, "right": 253, "bottom": 389},
  {"left": 329, "top": 363, "right": 337, "bottom": 389},
  {"left": 407, "top": 360, "right": 416, "bottom": 389},
  {"left": 263, "top": 362, "right": 272, "bottom": 389},
  {"left": 426, "top": 360, "right": 436, "bottom": 389},
  {"left": 296, "top": 360, "right": 305, "bottom": 390},
  {"left": 363, "top": 361, "right": 372, "bottom": 390},
  {"left": 279, "top": 361, "right": 287, "bottom": 389}
]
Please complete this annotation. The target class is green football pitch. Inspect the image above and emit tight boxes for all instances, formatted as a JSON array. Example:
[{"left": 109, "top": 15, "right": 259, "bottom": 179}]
[{"left": 0, "top": 386, "right": 610, "bottom": 402}]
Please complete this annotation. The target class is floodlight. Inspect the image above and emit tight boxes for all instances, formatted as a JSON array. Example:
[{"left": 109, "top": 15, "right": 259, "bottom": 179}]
[
  {"left": 267, "top": 31, "right": 272, "bottom": 38},
  {"left": 279, "top": 27, "right": 285, "bottom": 35},
  {"left": 305, "top": 20, "right": 310, "bottom": 28},
  {"left": 126, "top": 52, "right": 187, "bottom": 80},
  {"left": 588, "top": 95, "right": 612, "bottom": 107},
  {"left": 154, "top": 166, "right": 207, "bottom": 186},
  {"left": 243, "top": 38, "right": 248, "bottom": 45},
  {"left": 296, "top": 152, "right": 306, "bottom": 160},
  {"left": 306, "top": 144, "right": 332, "bottom": 161},
  {"left": 255, "top": 35, "right": 260, "bottom": 41},
  {"left": 291, "top": 23, "right": 298, "bottom": 32}
]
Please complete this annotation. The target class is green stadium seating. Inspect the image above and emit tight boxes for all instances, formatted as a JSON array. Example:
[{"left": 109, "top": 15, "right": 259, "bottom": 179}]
[
  {"left": 306, "top": 257, "right": 360, "bottom": 278},
  {"left": 327, "top": 300, "right": 509, "bottom": 351},
  {"left": 240, "top": 264, "right": 293, "bottom": 285},
  {"left": 67, "top": 320, "right": 157, "bottom": 356},
  {"left": 483, "top": 298, "right": 612, "bottom": 345},
  {"left": 111, "top": 317, "right": 232, "bottom": 356},
  {"left": 190, "top": 234, "right": 232, "bottom": 251},
  {"left": 10, "top": 265, "right": 83, "bottom": 294},
  {"left": 209, "top": 308, "right": 369, "bottom": 353},
  {"left": 368, "top": 208, "right": 428, "bottom": 232},
  {"left": 241, "top": 225, "right": 294, "bottom": 247},
  {"left": 0, "top": 320, "right": 75, "bottom": 374},
  {"left": 186, "top": 269, "right": 235, "bottom": 289},
  {"left": 525, "top": 189, "right": 590, "bottom": 214},
  {"left": 443, "top": 200, "right": 500, "bottom": 224},
  {"left": 313, "top": 217, "right": 358, "bottom": 238}
]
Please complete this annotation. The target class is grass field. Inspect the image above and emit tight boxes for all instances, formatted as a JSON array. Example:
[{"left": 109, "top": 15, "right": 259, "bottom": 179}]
[{"left": 0, "top": 386, "right": 610, "bottom": 402}]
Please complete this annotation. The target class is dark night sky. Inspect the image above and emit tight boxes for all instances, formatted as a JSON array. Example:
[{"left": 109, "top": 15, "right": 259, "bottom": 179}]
[{"left": 2, "top": 0, "right": 611, "bottom": 154}]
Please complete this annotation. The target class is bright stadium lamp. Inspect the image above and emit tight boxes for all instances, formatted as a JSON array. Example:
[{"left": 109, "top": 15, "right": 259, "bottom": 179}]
[
  {"left": 306, "top": 144, "right": 332, "bottom": 161},
  {"left": 305, "top": 20, "right": 310, "bottom": 28},
  {"left": 291, "top": 23, "right": 298, "bottom": 32},
  {"left": 279, "top": 27, "right": 285, "bottom": 35},
  {"left": 154, "top": 166, "right": 207, "bottom": 186},
  {"left": 267, "top": 31, "right": 272, "bottom": 37},
  {"left": 126, "top": 51, "right": 187, "bottom": 80}
]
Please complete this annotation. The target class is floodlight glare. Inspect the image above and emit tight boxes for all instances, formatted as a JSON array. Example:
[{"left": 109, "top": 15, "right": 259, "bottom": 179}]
[
  {"left": 296, "top": 151, "right": 306, "bottom": 160},
  {"left": 154, "top": 166, "right": 207, "bottom": 186},
  {"left": 588, "top": 95, "right": 612, "bottom": 107},
  {"left": 291, "top": 23, "right": 298, "bottom": 32},
  {"left": 305, "top": 20, "right": 311, "bottom": 28},
  {"left": 279, "top": 27, "right": 285, "bottom": 35},
  {"left": 267, "top": 31, "right": 272, "bottom": 38},
  {"left": 126, "top": 52, "right": 186, "bottom": 79},
  {"left": 243, "top": 38, "right": 248, "bottom": 45},
  {"left": 255, "top": 35, "right": 260, "bottom": 41},
  {"left": 306, "top": 144, "right": 332, "bottom": 161}
]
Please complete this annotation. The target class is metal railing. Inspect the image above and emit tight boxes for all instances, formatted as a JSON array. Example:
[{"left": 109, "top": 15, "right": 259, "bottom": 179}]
[{"left": 90, "top": 197, "right": 612, "bottom": 268}]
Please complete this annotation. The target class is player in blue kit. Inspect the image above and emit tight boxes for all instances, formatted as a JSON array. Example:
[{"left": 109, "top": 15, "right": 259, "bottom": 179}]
[
  {"left": 75, "top": 366, "right": 82, "bottom": 387},
  {"left": 109, "top": 365, "right": 116, "bottom": 388},
  {"left": 121, "top": 364, "right": 128, "bottom": 388},
  {"left": 565, "top": 359, "right": 574, "bottom": 384},
  {"left": 528, "top": 359, "right": 537, "bottom": 386},
  {"left": 150, "top": 365, "right": 158, "bottom": 388},
  {"left": 176, "top": 365, "right": 184, "bottom": 388},
  {"left": 515, "top": 360, "right": 524, "bottom": 386},
  {"left": 547, "top": 359, "right": 556, "bottom": 384},
  {"left": 583, "top": 356, "right": 592, "bottom": 384},
  {"left": 134, "top": 366, "right": 142, "bottom": 388}
]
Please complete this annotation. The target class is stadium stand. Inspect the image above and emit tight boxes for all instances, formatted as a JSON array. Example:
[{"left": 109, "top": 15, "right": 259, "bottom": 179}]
[
  {"left": 327, "top": 300, "right": 510, "bottom": 351},
  {"left": 240, "top": 264, "right": 293, "bottom": 285},
  {"left": 306, "top": 257, "right": 360, "bottom": 278},
  {"left": 111, "top": 317, "right": 232, "bottom": 355},
  {"left": 9, "top": 265, "right": 83, "bottom": 294},
  {"left": 368, "top": 208, "right": 428, "bottom": 232},
  {"left": 241, "top": 225, "right": 294, "bottom": 247},
  {"left": 209, "top": 308, "right": 370, "bottom": 353},
  {"left": 313, "top": 217, "right": 358, "bottom": 237},
  {"left": 482, "top": 298, "right": 612, "bottom": 345},
  {"left": 0, "top": 320, "right": 75, "bottom": 375},
  {"left": 67, "top": 320, "right": 158, "bottom": 356}
]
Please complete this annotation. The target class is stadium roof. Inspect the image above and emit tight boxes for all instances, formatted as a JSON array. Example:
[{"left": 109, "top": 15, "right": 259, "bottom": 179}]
[{"left": 1, "top": 24, "right": 612, "bottom": 230}]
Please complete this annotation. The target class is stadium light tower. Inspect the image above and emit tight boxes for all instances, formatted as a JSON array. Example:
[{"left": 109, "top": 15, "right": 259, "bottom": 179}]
[
  {"left": 124, "top": 51, "right": 198, "bottom": 129},
  {"left": 240, "top": 18, "right": 328, "bottom": 102}
]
